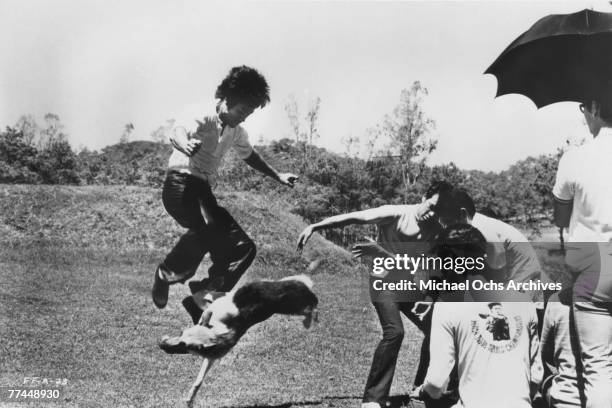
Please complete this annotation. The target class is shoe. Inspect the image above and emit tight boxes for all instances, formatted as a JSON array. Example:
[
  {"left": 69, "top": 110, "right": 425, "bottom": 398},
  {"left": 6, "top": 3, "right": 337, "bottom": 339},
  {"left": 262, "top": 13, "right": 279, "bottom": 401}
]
[
  {"left": 361, "top": 403, "right": 382, "bottom": 408},
  {"left": 152, "top": 265, "right": 170, "bottom": 309},
  {"left": 182, "top": 296, "right": 204, "bottom": 325}
]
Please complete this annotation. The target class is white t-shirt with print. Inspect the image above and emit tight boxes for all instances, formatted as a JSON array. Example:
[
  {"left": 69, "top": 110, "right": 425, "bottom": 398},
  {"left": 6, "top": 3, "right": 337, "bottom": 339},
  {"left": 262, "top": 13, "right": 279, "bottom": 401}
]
[{"left": 424, "top": 302, "right": 540, "bottom": 408}]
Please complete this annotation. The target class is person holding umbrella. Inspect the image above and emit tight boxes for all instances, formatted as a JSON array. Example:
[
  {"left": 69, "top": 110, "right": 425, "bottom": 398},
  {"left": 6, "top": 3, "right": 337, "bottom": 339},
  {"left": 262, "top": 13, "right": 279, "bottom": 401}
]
[
  {"left": 552, "top": 98, "right": 612, "bottom": 408},
  {"left": 486, "top": 9, "right": 612, "bottom": 408}
]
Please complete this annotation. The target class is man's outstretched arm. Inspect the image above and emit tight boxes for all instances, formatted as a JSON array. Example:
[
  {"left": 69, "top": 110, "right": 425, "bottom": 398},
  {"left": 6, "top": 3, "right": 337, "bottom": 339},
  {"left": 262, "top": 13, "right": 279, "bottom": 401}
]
[
  {"left": 243, "top": 150, "right": 298, "bottom": 188},
  {"left": 297, "top": 205, "right": 404, "bottom": 251}
]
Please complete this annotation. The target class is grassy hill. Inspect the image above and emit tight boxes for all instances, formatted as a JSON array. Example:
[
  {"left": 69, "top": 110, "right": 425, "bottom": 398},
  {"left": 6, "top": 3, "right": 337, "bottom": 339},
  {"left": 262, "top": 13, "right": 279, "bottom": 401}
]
[{"left": 0, "top": 185, "right": 424, "bottom": 408}]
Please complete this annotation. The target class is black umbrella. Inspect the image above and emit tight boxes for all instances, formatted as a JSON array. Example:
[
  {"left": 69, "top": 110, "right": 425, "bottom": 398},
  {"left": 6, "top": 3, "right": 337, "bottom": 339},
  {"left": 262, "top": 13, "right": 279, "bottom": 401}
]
[{"left": 485, "top": 9, "right": 612, "bottom": 108}]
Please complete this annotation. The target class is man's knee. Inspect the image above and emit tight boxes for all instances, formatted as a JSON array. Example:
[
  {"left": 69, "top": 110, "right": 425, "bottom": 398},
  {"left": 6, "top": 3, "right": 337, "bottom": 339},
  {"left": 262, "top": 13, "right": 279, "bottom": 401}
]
[
  {"left": 203, "top": 205, "right": 230, "bottom": 232},
  {"left": 382, "top": 326, "right": 404, "bottom": 343}
]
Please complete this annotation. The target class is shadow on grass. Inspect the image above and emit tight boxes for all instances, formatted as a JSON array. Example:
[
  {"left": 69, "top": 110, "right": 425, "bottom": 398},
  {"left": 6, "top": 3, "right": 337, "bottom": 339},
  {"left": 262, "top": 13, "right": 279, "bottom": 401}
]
[
  {"left": 222, "top": 394, "right": 417, "bottom": 408},
  {"left": 221, "top": 395, "right": 359, "bottom": 408},
  {"left": 388, "top": 394, "right": 413, "bottom": 407}
]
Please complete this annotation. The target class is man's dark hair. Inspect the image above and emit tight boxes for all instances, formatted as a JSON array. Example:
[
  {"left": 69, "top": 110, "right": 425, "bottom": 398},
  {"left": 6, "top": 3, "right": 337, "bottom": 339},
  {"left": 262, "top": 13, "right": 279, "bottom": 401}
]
[
  {"left": 435, "top": 188, "right": 476, "bottom": 219},
  {"left": 432, "top": 223, "right": 487, "bottom": 262},
  {"left": 215, "top": 66, "right": 270, "bottom": 108},
  {"left": 428, "top": 224, "right": 488, "bottom": 290},
  {"left": 424, "top": 180, "right": 453, "bottom": 199},
  {"left": 488, "top": 302, "right": 502, "bottom": 309}
]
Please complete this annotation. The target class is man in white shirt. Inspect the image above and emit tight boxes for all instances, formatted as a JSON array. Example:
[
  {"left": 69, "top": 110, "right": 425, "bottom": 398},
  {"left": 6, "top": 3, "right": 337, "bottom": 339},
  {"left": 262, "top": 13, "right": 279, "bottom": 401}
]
[
  {"left": 419, "top": 301, "right": 539, "bottom": 408},
  {"left": 434, "top": 188, "right": 544, "bottom": 302},
  {"left": 413, "top": 224, "right": 541, "bottom": 408},
  {"left": 553, "top": 99, "right": 612, "bottom": 408},
  {"left": 152, "top": 66, "right": 298, "bottom": 313}
]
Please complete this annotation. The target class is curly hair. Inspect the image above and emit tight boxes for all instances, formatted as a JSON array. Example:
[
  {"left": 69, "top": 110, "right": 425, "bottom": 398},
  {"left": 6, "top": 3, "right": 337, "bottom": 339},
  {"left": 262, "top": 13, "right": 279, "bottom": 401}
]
[{"left": 215, "top": 66, "right": 270, "bottom": 108}]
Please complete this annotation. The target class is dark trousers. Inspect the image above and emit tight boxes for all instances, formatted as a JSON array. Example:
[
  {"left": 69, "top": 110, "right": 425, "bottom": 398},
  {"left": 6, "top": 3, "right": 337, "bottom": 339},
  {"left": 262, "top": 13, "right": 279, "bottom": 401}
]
[
  {"left": 161, "top": 171, "right": 256, "bottom": 292},
  {"left": 363, "top": 301, "right": 431, "bottom": 405}
]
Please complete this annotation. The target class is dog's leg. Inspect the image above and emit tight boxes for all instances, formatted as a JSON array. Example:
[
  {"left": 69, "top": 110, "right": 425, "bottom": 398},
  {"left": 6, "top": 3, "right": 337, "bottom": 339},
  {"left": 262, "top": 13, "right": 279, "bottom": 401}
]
[
  {"left": 198, "top": 308, "right": 213, "bottom": 327},
  {"left": 301, "top": 306, "right": 319, "bottom": 329},
  {"left": 185, "top": 357, "right": 216, "bottom": 408}
]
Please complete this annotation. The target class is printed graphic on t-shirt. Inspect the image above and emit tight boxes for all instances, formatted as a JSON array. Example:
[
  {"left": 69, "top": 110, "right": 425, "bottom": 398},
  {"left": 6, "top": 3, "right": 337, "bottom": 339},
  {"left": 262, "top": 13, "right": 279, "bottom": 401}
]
[{"left": 471, "top": 303, "right": 522, "bottom": 353}]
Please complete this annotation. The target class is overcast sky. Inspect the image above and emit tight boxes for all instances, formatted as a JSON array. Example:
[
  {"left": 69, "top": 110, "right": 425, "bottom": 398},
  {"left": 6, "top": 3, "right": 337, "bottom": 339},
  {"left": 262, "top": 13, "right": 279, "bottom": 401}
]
[{"left": 1, "top": 0, "right": 610, "bottom": 171}]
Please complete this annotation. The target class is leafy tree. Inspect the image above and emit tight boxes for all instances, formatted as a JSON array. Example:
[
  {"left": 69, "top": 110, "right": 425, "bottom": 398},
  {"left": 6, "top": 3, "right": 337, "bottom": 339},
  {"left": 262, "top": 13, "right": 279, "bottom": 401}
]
[
  {"left": 285, "top": 95, "right": 301, "bottom": 144},
  {"left": 367, "top": 82, "right": 437, "bottom": 193},
  {"left": 284, "top": 94, "right": 322, "bottom": 171},
  {"left": 341, "top": 133, "right": 360, "bottom": 158},
  {"left": 120, "top": 123, "right": 135, "bottom": 144},
  {"left": 39, "top": 113, "right": 67, "bottom": 149},
  {"left": 0, "top": 127, "right": 41, "bottom": 183},
  {"left": 14, "top": 115, "right": 40, "bottom": 146},
  {"left": 36, "top": 138, "right": 79, "bottom": 184}
]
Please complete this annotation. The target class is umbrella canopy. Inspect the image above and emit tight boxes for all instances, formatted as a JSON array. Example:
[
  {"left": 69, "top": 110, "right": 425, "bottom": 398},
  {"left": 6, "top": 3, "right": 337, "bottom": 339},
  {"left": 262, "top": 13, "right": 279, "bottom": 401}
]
[{"left": 485, "top": 9, "right": 612, "bottom": 108}]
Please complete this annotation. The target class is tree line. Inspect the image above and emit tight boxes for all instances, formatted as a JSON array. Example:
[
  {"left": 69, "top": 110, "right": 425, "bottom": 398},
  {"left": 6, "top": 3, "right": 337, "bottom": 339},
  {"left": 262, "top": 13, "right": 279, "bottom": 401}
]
[{"left": 0, "top": 83, "right": 564, "bottom": 243}]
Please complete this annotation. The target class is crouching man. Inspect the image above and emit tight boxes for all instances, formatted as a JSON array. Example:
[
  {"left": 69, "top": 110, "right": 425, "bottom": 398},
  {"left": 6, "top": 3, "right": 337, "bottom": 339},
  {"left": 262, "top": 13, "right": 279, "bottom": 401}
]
[{"left": 412, "top": 224, "right": 542, "bottom": 408}]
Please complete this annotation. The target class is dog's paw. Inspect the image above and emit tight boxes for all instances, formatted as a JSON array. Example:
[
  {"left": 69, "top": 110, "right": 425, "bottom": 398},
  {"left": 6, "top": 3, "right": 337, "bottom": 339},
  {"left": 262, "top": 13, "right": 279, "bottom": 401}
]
[{"left": 302, "top": 306, "right": 319, "bottom": 329}]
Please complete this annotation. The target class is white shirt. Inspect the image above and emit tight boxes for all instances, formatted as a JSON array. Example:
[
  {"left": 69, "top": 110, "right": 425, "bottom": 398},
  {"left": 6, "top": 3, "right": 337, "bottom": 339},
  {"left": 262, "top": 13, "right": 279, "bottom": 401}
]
[
  {"left": 541, "top": 292, "right": 581, "bottom": 408},
  {"left": 167, "top": 116, "right": 253, "bottom": 185},
  {"left": 553, "top": 129, "right": 612, "bottom": 242},
  {"left": 424, "top": 302, "right": 540, "bottom": 408},
  {"left": 472, "top": 214, "right": 542, "bottom": 288}
]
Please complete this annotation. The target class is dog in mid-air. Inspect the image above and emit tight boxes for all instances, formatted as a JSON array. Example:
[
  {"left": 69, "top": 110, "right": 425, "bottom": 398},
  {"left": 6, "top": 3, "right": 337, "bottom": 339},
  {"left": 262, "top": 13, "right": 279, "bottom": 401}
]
[{"left": 159, "top": 275, "right": 318, "bottom": 408}]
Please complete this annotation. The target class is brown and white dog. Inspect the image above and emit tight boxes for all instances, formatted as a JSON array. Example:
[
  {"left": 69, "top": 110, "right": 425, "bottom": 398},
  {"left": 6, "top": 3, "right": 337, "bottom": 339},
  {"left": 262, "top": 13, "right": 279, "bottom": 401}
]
[{"left": 159, "top": 275, "right": 318, "bottom": 407}]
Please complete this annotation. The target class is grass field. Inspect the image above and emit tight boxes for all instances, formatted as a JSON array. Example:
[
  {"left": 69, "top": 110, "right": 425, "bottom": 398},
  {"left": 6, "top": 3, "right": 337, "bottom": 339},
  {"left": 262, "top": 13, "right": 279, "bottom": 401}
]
[{"left": 0, "top": 185, "right": 425, "bottom": 408}]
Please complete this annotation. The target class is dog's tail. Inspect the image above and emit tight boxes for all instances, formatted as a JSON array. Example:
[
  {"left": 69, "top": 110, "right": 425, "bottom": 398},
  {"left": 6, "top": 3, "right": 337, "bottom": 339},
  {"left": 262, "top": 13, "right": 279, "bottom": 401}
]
[{"left": 281, "top": 274, "right": 313, "bottom": 289}]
